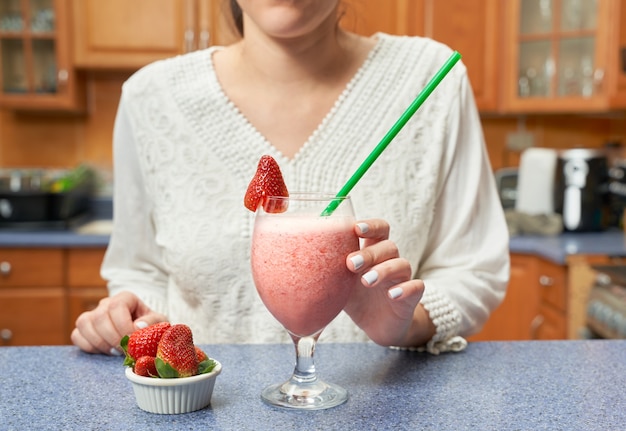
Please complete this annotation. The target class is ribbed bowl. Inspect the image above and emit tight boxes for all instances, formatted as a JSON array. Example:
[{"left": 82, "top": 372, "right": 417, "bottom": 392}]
[{"left": 125, "top": 360, "right": 221, "bottom": 414}]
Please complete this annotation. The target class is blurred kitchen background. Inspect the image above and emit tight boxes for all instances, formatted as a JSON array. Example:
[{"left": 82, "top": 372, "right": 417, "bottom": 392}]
[{"left": 2, "top": 0, "right": 626, "bottom": 346}]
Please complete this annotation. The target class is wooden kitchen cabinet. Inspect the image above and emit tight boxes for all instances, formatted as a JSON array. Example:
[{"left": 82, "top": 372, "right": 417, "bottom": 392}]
[
  {"left": 469, "top": 253, "right": 544, "bottom": 341},
  {"left": 72, "top": 0, "right": 238, "bottom": 70},
  {"left": 0, "top": 0, "right": 84, "bottom": 110},
  {"left": 0, "top": 247, "right": 108, "bottom": 346},
  {"left": 423, "top": 0, "right": 500, "bottom": 112},
  {"left": 342, "top": 0, "right": 500, "bottom": 112},
  {"left": 0, "top": 248, "right": 66, "bottom": 345},
  {"left": 502, "top": 0, "right": 626, "bottom": 112},
  {"left": 470, "top": 252, "right": 626, "bottom": 342},
  {"left": 66, "top": 248, "right": 107, "bottom": 343}
]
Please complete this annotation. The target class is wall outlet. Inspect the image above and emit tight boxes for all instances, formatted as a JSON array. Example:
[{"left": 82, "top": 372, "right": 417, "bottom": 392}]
[{"left": 506, "top": 131, "right": 534, "bottom": 152}]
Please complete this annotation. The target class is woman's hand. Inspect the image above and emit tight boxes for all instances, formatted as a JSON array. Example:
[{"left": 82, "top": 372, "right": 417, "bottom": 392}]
[
  {"left": 71, "top": 291, "right": 168, "bottom": 355},
  {"left": 344, "top": 219, "right": 435, "bottom": 347}
]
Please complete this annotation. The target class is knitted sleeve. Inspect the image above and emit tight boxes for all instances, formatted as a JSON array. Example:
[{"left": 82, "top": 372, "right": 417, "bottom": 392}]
[{"left": 100, "top": 88, "right": 170, "bottom": 316}]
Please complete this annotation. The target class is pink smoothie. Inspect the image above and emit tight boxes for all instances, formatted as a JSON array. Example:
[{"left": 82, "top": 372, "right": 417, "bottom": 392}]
[{"left": 251, "top": 214, "right": 359, "bottom": 337}]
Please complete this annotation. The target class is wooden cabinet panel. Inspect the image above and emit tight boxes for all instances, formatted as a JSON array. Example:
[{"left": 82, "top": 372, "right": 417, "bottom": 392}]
[
  {"left": 67, "top": 286, "right": 108, "bottom": 342},
  {"left": 66, "top": 247, "right": 108, "bottom": 343},
  {"left": 533, "top": 304, "right": 567, "bottom": 340},
  {"left": 73, "top": 0, "right": 187, "bottom": 69},
  {"left": 0, "top": 247, "right": 109, "bottom": 345},
  {"left": 67, "top": 248, "right": 106, "bottom": 287},
  {"left": 428, "top": 0, "right": 499, "bottom": 111},
  {"left": 501, "top": 0, "right": 626, "bottom": 112},
  {"left": 341, "top": 0, "right": 425, "bottom": 36},
  {"left": 0, "top": 0, "right": 84, "bottom": 111},
  {"left": 0, "top": 248, "right": 64, "bottom": 286},
  {"left": 0, "top": 287, "right": 66, "bottom": 345},
  {"left": 72, "top": 0, "right": 238, "bottom": 70},
  {"left": 469, "top": 254, "right": 541, "bottom": 341},
  {"left": 537, "top": 258, "right": 567, "bottom": 312}
]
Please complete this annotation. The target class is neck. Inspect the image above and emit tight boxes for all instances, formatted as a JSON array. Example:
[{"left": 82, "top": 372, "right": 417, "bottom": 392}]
[{"left": 232, "top": 19, "right": 358, "bottom": 86}]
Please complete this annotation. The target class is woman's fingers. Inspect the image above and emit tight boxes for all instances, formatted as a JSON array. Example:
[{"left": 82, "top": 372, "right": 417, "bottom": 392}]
[
  {"left": 355, "top": 219, "right": 390, "bottom": 248},
  {"left": 348, "top": 239, "right": 399, "bottom": 273},
  {"left": 72, "top": 292, "right": 166, "bottom": 355}
]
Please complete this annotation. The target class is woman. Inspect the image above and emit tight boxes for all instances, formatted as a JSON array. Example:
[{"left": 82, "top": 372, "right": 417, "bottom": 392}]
[{"left": 72, "top": 0, "right": 509, "bottom": 355}]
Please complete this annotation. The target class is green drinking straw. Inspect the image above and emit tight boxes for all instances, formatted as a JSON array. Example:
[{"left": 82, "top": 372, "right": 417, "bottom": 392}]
[{"left": 321, "top": 50, "right": 462, "bottom": 216}]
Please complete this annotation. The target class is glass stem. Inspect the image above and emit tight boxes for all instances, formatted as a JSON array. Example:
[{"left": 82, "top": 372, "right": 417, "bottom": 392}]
[{"left": 290, "top": 334, "right": 320, "bottom": 385}]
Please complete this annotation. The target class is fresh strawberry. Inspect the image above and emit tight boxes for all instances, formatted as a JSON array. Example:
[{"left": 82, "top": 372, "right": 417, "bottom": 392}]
[
  {"left": 134, "top": 356, "right": 158, "bottom": 377},
  {"left": 195, "top": 346, "right": 208, "bottom": 362},
  {"left": 155, "top": 324, "right": 199, "bottom": 378},
  {"left": 120, "top": 322, "right": 171, "bottom": 367},
  {"left": 244, "top": 155, "right": 289, "bottom": 213}
]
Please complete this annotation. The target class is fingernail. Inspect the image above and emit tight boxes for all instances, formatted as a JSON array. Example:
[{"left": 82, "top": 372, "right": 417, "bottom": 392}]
[
  {"left": 350, "top": 255, "right": 365, "bottom": 270},
  {"left": 356, "top": 222, "right": 369, "bottom": 234},
  {"left": 362, "top": 270, "right": 378, "bottom": 285},
  {"left": 135, "top": 320, "right": 148, "bottom": 329},
  {"left": 388, "top": 287, "right": 403, "bottom": 299},
  {"left": 110, "top": 347, "right": 122, "bottom": 356}
]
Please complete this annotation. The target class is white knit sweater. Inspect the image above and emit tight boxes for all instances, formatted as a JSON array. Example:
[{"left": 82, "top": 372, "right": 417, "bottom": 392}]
[{"left": 103, "top": 33, "right": 510, "bottom": 353}]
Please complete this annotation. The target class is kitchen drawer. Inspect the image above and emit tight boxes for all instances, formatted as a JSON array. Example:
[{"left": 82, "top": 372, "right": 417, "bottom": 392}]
[
  {"left": 0, "top": 287, "right": 66, "bottom": 345},
  {"left": 67, "top": 248, "right": 107, "bottom": 287},
  {"left": 0, "top": 249, "right": 64, "bottom": 287},
  {"left": 537, "top": 259, "right": 566, "bottom": 312}
]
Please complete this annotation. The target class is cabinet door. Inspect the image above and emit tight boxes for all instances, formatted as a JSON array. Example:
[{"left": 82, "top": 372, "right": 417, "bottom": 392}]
[
  {"left": 427, "top": 0, "right": 500, "bottom": 112},
  {"left": 0, "top": 0, "right": 84, "bottom": 110},
  {"left": 66, "top": 248, "right": 107, "bottom": 343},
  {"left": 73, "top": 0, "right": 188, "bottom": 69},
  {"left": 533, "top": 303, "right": 567, "bottom": 339},
  {"left": 502, "top": 0, "right": 624, "bottom": 112},
  {"left": 341, "top": 0, "right": 425, "bottom": 36},
  {"left": 469, "top": 254, "right": 542, "bottom": 341},
  {"left": 342, "top": 0, "right": 499, "bottom": 112},
  {"left": 0, "top": 287, "right": 66, "bottom": 345},
  {"left": 0, "top": 248, "right": 64, "bottom": 286}
]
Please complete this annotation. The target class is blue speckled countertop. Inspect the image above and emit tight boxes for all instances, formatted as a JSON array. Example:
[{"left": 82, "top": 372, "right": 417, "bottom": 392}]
[
  {"left": 0, "top": 341, "right": 624, "bottom": 430},
  {"left": 509, "top": 230, "right": 626, "bottom": 264}
]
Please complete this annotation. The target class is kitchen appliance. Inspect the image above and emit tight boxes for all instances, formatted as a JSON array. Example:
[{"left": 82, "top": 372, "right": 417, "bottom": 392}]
[
  {"left": 515, "top": 148, "right": 558, "bottom": 215},
  {"left": 0, "top": 166, "right": 95, "bottom": 229},
  {"left": 587, "top": 265, "right": 626, "bottom": 339},
  {"left": 494, "top": 167, "right": 518, "bottom": 209},
  {"left": 553, "top": 149, "right": 609, "bottom": 232}
]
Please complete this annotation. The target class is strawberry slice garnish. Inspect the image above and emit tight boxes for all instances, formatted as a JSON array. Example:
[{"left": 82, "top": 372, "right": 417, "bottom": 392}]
[{"left": 244, "top": 155, "right": 289, "bottom": 213}]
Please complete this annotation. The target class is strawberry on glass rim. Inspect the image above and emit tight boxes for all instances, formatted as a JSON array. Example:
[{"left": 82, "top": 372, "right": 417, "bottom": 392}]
[{"left": 244, "top": 155, "right": 289, "bottom": 213}]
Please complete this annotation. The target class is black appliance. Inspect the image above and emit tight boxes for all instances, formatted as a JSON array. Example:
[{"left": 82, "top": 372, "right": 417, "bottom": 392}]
[{"left": 553, "top": 149, "right": 609, "bottom": 232}]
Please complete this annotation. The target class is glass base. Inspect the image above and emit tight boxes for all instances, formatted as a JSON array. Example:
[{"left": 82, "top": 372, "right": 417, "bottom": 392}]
[{"left": 261, "top": 379, "right": 348, "bottom": 410}]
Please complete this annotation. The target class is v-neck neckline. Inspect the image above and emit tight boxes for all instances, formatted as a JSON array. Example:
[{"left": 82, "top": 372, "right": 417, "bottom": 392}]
[{"left": 205, "top": 35, "right": 384, "bottom": 165}]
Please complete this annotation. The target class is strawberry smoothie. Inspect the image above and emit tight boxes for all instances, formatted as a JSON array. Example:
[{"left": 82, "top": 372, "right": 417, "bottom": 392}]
[{"left": 251, "top": 214, "right": 359, "bottom": 337}]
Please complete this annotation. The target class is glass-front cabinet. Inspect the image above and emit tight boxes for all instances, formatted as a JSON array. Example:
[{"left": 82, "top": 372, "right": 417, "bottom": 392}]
[
  {"left": 503, "top": 0, "right": 626, "bottom": 112},
  {"left": 0, "top": 0, "right": 83, "bottom": 110}
]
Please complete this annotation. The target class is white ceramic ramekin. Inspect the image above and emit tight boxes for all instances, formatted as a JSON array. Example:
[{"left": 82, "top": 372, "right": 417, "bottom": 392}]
[{"left": 125, "top": 360, "right": 222, "bottom": 414}]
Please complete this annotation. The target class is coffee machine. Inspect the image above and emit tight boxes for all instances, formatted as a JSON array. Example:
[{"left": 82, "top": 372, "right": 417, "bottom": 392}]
[{"left": 553, "top": 149, "right": 609, "bottom": 232}]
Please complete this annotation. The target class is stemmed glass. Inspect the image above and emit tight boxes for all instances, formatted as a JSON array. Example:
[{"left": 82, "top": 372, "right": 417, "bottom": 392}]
[{"left": 250, "top": 193, "right": 359, "bottom": 410}]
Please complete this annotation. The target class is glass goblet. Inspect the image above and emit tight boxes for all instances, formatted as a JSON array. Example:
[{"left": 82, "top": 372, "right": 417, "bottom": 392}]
[{"left": 251, "top": 193, "right": 359, "bottom": 410}]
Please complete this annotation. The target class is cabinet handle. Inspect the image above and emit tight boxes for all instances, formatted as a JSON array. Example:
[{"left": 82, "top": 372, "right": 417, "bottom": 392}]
[
  {"left": 199, "top": 29, "right": 210, "bottom": 49},
  {"left": 58, "top": 69, "right": 69, "bottom": 84},
  {"left": 530, "top": 315, "right": 544, "bottom": 339},
  {"left": 539, "top": 275, "right": 553, "bottom": 286},
  {"left": 0, "top": 261, "right": 11, "bottom": 276},
  {"left": 184, "top": 0, "right": 196, "bottom": 52},
  {"left": 1, "top": 328, "right": 12, "bottom": 342}
]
